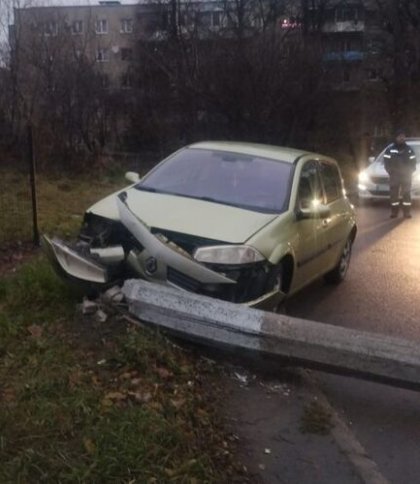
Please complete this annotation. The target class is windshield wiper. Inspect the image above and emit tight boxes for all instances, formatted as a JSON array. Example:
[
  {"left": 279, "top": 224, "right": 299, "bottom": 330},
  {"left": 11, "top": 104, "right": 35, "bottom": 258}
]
[
  {"left": 134, "top": 185, "right": 158, "bottom": 193},
  {"left": 195, "top": 195, "right": 219, "bottom": 203}
]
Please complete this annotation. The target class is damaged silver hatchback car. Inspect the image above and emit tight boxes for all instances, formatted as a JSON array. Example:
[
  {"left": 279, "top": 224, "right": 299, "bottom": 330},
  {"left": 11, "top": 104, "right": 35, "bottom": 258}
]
[{"left": 43, "top": 141, "right": 357, "bottom": 311}]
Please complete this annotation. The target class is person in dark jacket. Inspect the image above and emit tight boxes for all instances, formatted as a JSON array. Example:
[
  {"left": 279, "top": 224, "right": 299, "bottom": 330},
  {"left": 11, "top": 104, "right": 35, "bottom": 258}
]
[{"left": 383, "top": 129, "right": 417, "bottom": 218}]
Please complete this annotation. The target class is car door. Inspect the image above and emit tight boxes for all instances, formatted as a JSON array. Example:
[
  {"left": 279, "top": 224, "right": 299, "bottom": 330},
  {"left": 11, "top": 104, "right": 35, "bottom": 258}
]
[
  {"left": 318, "top": 160, "right": 350, "bottom": 271},
  {"left": 292, "top": 160, "right": 329, "bottom": 292}
]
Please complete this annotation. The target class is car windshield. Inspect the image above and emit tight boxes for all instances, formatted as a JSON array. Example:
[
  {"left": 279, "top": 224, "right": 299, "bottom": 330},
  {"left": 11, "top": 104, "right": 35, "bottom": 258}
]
[{"left": 135, "top": 148, "right": 293, "bottom": 213}]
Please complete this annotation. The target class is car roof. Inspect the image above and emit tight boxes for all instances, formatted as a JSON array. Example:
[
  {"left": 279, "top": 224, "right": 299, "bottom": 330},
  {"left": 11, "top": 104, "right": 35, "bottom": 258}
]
[
  {"left": 377, "top": 138, "right": 420, "bottom": 155},
  {"left": 384, "top": 138, "right": 420, "bottom": 147},
  {"left": 187, "top": 141, "right": 324, "bottom": 164}
]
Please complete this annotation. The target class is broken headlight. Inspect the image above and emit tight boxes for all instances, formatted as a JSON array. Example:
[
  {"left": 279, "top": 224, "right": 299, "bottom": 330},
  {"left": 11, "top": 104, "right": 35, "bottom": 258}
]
[
  {"left": 193, "top": 245, "right": 265, "bottom": 265},
  {"left": 79, "top": 213, "right": 142, "bottom": 252}
]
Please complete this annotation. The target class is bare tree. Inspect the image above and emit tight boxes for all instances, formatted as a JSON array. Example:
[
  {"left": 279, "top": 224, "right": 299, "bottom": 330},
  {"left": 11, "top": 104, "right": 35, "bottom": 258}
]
[
  {"left": 130, "top": 0, "right": 327, "bottom": 151},
  {"left": 1, "top": 3, "right": 126, "bottom": 168},
  {"left": 375, "top": 0, "right": 420, "bottom": 132}
]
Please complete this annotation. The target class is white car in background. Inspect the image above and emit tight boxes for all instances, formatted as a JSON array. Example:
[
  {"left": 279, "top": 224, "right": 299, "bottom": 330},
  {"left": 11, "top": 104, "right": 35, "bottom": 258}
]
[{"left": 358, "top": 139, "right": 420, "bottom": 201}]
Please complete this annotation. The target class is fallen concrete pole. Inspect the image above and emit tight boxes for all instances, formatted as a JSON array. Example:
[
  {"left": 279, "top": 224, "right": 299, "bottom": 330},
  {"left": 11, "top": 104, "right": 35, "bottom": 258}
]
[{"left": 123, "top": 279, "right": 420, "bottom": 391}]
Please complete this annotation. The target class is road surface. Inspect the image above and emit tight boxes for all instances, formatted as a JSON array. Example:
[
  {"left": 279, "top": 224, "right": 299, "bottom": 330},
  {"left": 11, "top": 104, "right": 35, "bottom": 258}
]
[{"left": 227, "top": 201, "right": 420, "bottom": 483}]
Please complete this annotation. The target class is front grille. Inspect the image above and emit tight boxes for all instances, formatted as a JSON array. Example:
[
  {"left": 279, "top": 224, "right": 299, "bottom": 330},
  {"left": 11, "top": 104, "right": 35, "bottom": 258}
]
[
  {"left": 168, "top": 262, "right": 275, "bottom": 304},
  {"left": 167, "top": 267, "right": 201, "bottom": 292},
  {"left": 369, "top": 190, "right": 389, "bottom": 196},
  {"left": 370, "top": 176, "right": 389, "bottom": 185}
]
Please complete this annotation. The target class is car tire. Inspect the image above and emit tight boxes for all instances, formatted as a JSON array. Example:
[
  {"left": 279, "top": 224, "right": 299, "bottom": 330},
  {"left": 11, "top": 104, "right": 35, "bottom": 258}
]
[
  {"left": 356, "top": 196, "right": 370, "bottom": 207},
  {"left": 272, "top": 264, "right": 287, "bottom": 314},
  {"left": 324, "top": 236, "right": 353, "bottom": 284}
]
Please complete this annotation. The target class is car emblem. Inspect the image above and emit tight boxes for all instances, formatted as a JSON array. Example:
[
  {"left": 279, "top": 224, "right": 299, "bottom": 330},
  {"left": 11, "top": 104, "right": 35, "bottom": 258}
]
[{"left": 145, "top": 257, "right": 158, "bottom": 275}]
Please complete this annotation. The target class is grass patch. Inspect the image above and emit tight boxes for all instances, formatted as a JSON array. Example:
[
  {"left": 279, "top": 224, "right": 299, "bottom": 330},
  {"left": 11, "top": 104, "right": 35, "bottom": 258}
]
[
  {"left": 0, "top": 258, "right": 243, "bottom": 482},
  {"left": 300, "top": 400, "right": 333, "bottom": 435},
  {"left": 0, "top": 169, "right": 125, "bottom": 244}
]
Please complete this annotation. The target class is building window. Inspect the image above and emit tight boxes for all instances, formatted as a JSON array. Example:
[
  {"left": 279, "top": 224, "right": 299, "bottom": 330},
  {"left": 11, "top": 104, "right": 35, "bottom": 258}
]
[
  {"left": 199, "top": 11, "right": 222, "bottom": 28},
  {"left": 335, "top": 6, "right": 360, "bottom": 22},
  {"left": 343, "top": 69, "right": 350, "bottom": 82},
  {"left": 121, "top": 72, "right": 133, "bottom": 89},
  {"left": 121, "top": 47, "right": 133, "bottom": 61},
  {"left": 212, "top": 11, "right": 221, "bottom": 27},
  {"left": 44, "top": 21, "right": 58, "bottom": 36},
  {"left": 368, "top": 68, "right": 381, "bottom": 81},
  {"left": 121, "top": 18, "right": 133, "bottom": 33},
  {"left": 96, "top": 19, "right": 108, "bottom": 34},
  {"left": 96, "top": 48, "right": 109, "bottom": 62},
  {"left": 72, "top": 20, "right": 83, "bottom": 34},
  {"left": 100, "top": 75, "right": 110, "bottom": 89}
]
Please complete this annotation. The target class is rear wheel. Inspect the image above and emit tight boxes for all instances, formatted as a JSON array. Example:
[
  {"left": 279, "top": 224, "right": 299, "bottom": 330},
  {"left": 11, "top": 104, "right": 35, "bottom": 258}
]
[{"left": 324, "top": 237, "right": 352, "bottom": 284}]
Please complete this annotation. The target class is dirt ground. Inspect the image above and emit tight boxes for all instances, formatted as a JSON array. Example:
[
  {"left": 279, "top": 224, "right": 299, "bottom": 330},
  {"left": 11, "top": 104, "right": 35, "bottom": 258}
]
[
  {"left": 0, "top": 252, "right": 363, "bottom": 483},
  {"left": 0, "top": 243, "right": 37, "bottom": 277},
  {"left": 220, "top": 361, "right": 362, "bottom": 484}
]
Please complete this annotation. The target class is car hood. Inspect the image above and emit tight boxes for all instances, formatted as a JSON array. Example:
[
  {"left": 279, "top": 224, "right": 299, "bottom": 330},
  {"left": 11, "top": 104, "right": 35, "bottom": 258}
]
[
  {"left": 367, "top": 160, "right": 420, "bottom": 177},
  {"left": 366, "top": 162, "right": 387, "bottom": 176},
  {"left": 87, "top": 188, "right": 279, "bottom": 244}
]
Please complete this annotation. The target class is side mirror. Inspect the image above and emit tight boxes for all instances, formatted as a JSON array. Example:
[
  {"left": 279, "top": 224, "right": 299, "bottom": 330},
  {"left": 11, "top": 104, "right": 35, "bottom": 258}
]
[
  {"left": 368, "top": 156, "right": 375, "bottom": 164},
  {"left": 125, "top": 171, "right": 140, "bottom": 184},
  {"left": 298, "top": 203, "right": 331, "bottom": 220}
]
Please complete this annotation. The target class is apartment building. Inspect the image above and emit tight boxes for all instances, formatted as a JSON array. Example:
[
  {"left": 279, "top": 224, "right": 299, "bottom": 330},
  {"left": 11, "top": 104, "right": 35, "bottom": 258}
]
[
  {"left": 302, "top": 0, "right": 396, "bottom": 153},
  {"left": 11, "top": 1, "right": 144, "bottom": 89},
  {"left": 11, "top": 0, "right": 405, "bottom": 154},
  {"left": 10, "top": 0, "right": 255, "bottom": 90}
]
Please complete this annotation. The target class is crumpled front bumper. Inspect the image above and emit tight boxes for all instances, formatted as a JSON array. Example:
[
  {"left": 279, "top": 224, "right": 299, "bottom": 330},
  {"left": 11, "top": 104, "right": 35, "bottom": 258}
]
[
  {"left": 42, "top": 235, "right": 109, "bottom": 284},
  {"left": 42, "top": 194, "right": 285, "bottom": 309}
]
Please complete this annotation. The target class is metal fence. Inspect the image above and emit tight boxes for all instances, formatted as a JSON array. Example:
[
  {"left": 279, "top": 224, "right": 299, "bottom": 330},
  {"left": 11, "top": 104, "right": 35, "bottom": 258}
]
[
  {"left": 0, "top": 129, "right": 167, "bottom": 250},
  {"left": 0, "top": 127, "right": 39, "bottom": 249},
  {"left": 0, "top": 147, "right": 166, "bottom": 251},
  {"left": 0, "top": 162, "right": 37, "bottom": 248}
]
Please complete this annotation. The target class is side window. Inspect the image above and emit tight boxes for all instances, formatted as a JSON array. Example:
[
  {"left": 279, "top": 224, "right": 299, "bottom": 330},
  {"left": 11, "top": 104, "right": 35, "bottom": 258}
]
[
  {"left": 297, "top": 161, "right": 322, "bottom": 210},
  {"left": 320, "top": 162, "right": 343, "bottom": 203}
]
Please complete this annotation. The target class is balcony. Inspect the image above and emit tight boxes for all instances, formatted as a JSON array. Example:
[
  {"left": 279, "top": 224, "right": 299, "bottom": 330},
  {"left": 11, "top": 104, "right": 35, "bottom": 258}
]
[
  {"left": 323, "top": 51, "right": 364, "bottom": 62},
  {"left": 322, "top": 20, "right": 365, "bottom": 33}
]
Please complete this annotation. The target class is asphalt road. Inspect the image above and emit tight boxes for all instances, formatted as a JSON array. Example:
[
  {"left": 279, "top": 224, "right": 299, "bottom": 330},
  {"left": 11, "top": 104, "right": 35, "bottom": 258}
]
[{"left": 285, "top": 200, "right": 420, "bottom": 483}]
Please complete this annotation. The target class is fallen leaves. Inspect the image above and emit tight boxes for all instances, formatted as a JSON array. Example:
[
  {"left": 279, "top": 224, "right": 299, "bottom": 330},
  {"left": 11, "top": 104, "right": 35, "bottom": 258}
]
[
  {"left": 155, "top": 367, "right": 172, "bottom": 380},
  {"left": 27, "top": 324, "right": 43, "bottom": 339},
  {"left": 128, "top": 390, "right": 152, "bottom": 404},
  {"left": 83, "top": 437, "right": 96, "bottom": 455}
]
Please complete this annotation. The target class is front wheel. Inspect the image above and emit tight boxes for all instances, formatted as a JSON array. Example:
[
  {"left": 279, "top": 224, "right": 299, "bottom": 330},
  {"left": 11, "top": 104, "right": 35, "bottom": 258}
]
[
  {"left": 271, "top": 264, "right": 287, "bottom": 314},
  {"left": 324, "top": 237, "right": 353, "bottom": 284}
]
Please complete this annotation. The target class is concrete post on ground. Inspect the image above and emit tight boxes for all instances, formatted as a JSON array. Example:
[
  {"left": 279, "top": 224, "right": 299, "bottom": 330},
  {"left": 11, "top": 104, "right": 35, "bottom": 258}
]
[{"left": 123, "top": 279, "right": 420, "bottom": 391}]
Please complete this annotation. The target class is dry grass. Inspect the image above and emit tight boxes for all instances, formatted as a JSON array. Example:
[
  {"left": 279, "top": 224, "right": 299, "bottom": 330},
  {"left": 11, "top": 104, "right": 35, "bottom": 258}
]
[
  {"left": 0, "top": 168, "right": 247, "bottom": 483},
  {"left": 0, "top": 169, "right": 125, "bottom": 244}
]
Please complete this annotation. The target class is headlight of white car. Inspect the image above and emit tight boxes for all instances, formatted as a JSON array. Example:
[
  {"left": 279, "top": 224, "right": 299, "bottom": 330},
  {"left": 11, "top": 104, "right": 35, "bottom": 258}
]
[
  {"left": 358, "top": 171, "right": 370, "bottom": 184},
  {"left": 194, "top": 245, "right": 265, "bottom": 265}
]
